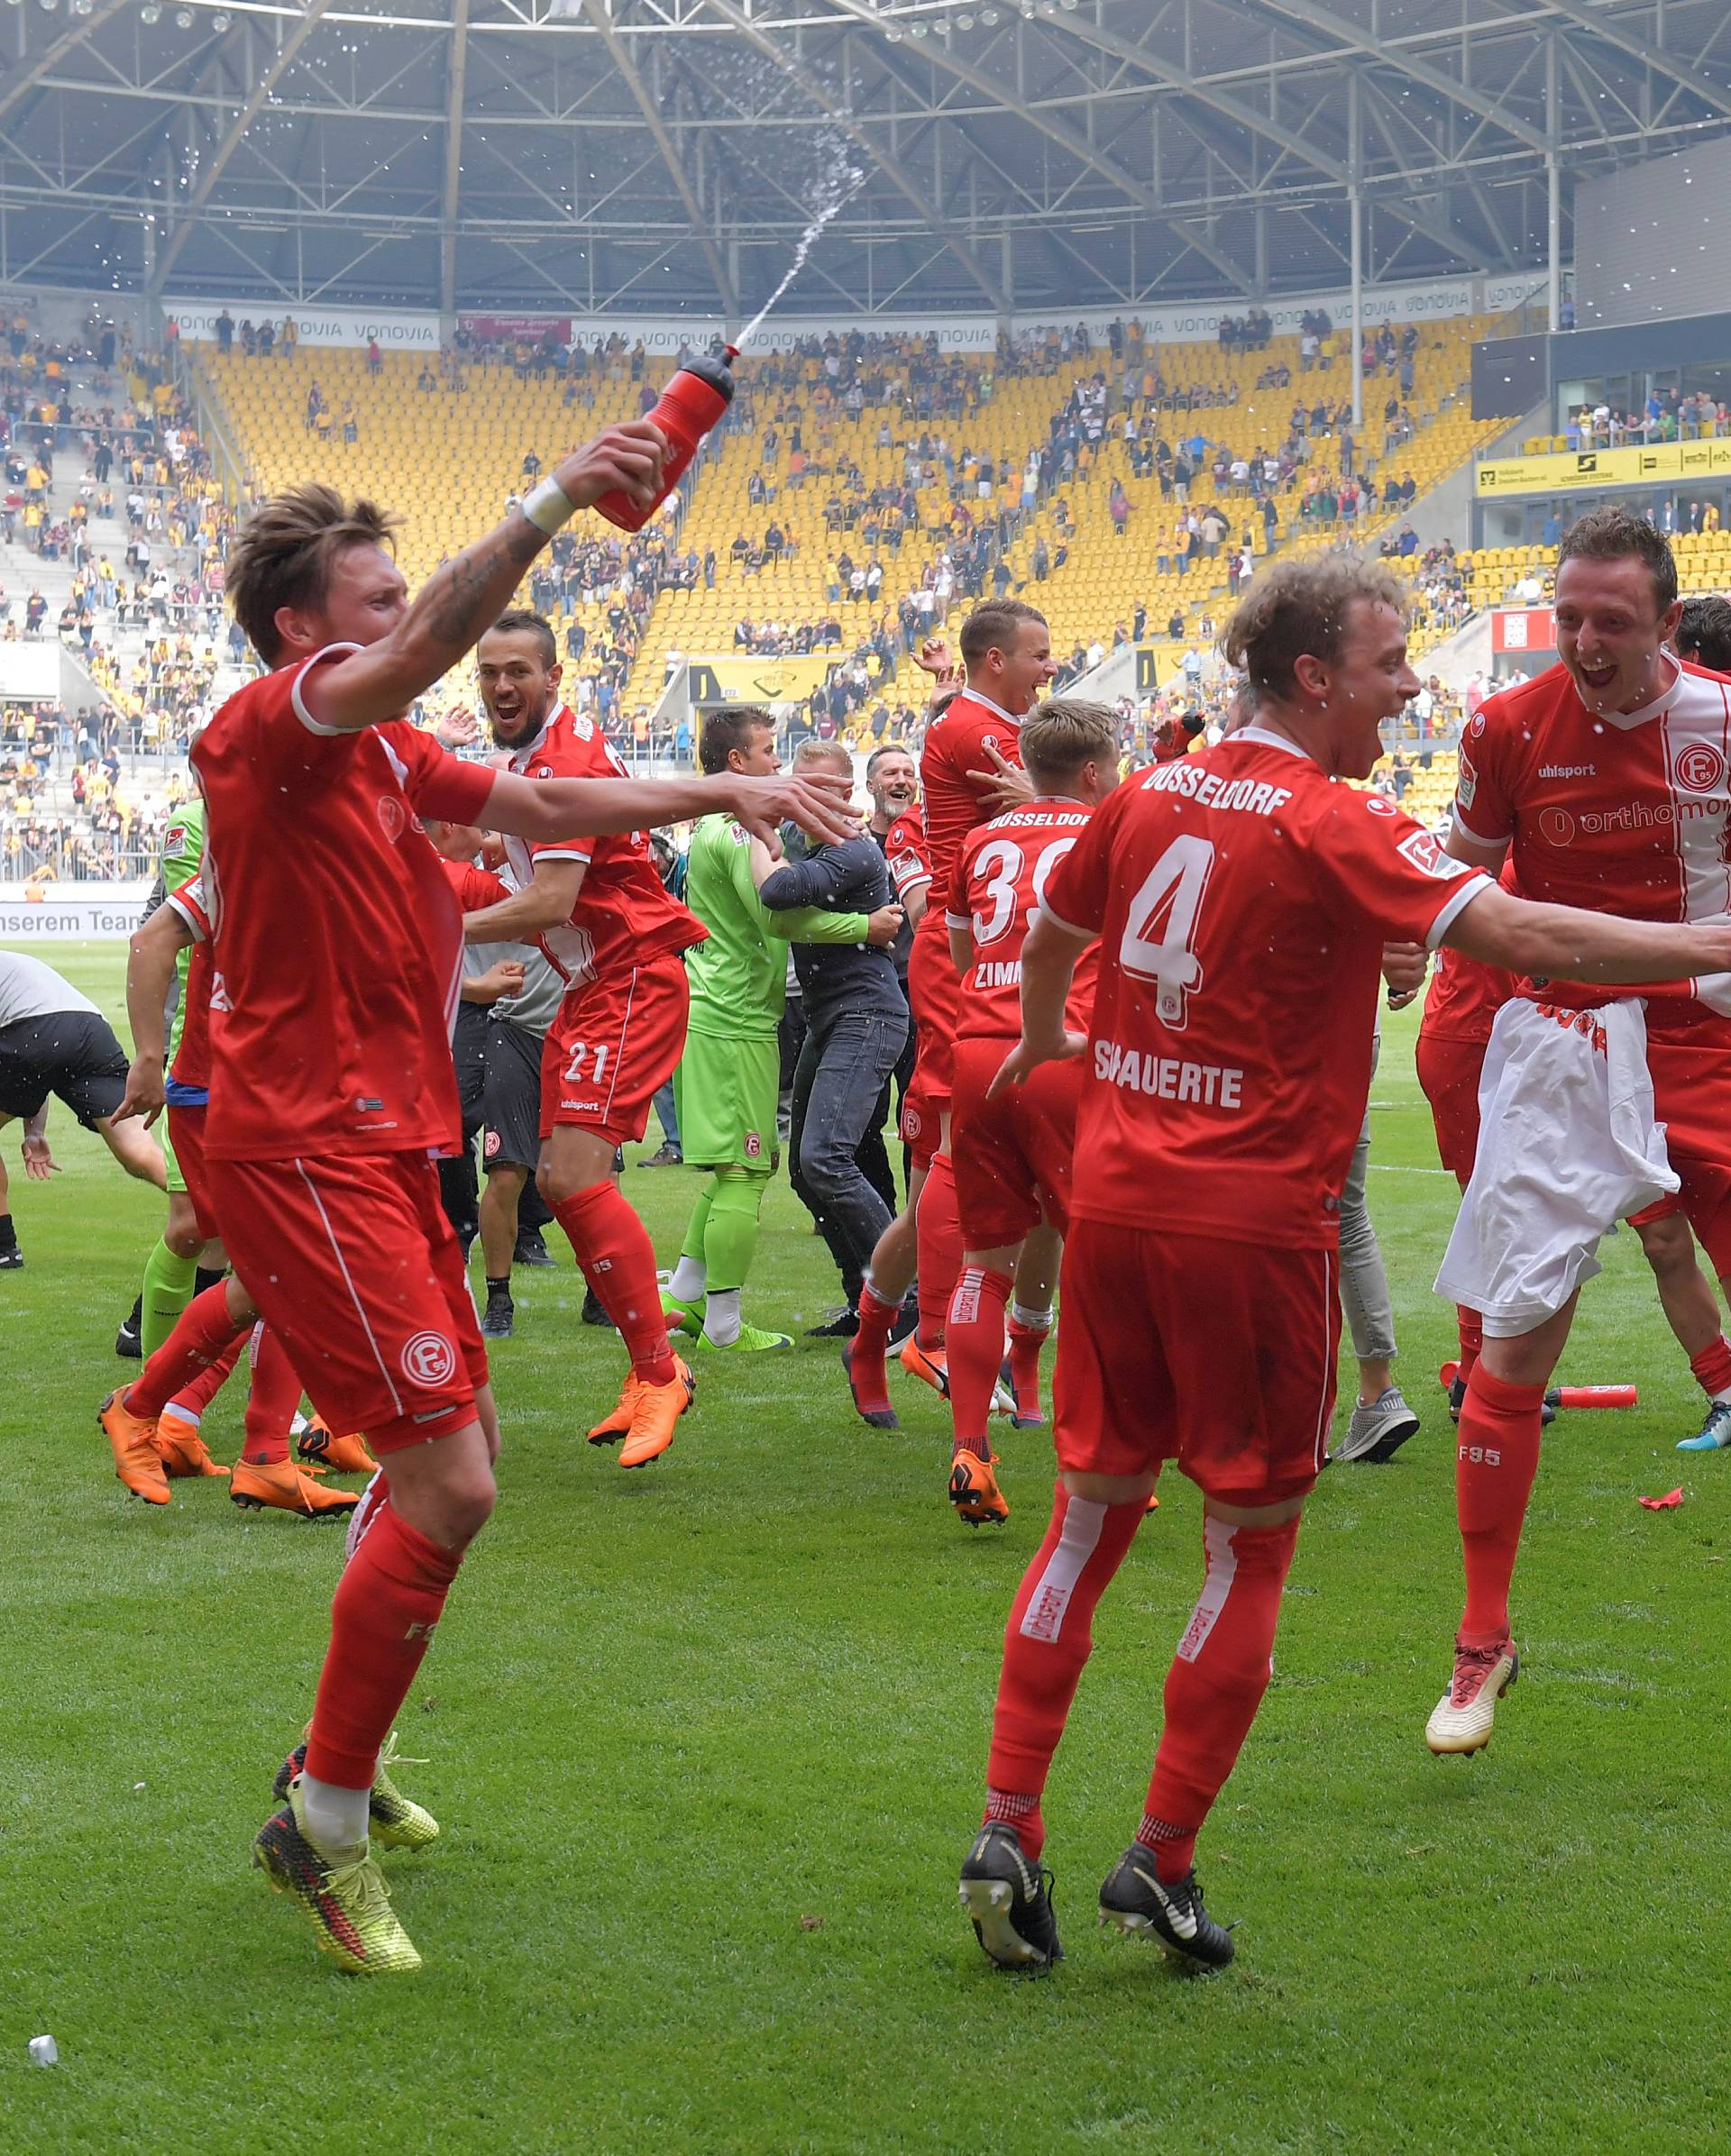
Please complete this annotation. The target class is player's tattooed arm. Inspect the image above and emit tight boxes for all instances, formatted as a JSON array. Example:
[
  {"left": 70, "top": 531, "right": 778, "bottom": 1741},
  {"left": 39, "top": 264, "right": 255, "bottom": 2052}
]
[
  {"left": 304, "top": 423, "right": 665, "bottom": 734},
  {"left": 423, "top": 521, "right": 544, "bottom": 650}
]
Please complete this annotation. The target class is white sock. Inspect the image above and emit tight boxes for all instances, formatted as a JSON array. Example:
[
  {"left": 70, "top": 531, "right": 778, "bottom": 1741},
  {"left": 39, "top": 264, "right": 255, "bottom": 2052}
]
[
  {"left": 1010, "top": 1301, "right": 1053, "bottom": 1334},
  {"left": 298, "top": 1770, "right": 371, "bottom": 1853},
  {"left": 703, "top": 1288, "right": 742, "bottom": 1347},
  {"left": 162, "top": 1400, "right": 200, "bottom": 1427},
  {"left": 668, "top": 1254, "right": 707, "bottom": 1302}
]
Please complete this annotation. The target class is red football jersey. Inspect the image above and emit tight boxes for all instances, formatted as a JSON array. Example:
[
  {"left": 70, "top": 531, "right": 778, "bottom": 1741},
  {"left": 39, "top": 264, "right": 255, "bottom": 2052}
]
[
  {"left": 1043, "top": 726, "right": 1489, "bottom": 1247},
  {"left": 884, "top": 804, "right": 933, "bottom": 906},
  {"left": 1453, "top": 659, "right": 1731, "bottom": 1027},
  {"left": 192, "top": 645, "right": 497, "bottom": 1161},
  {"left": 949, "top": 800, "right": 1099, "bottom": 1040},
  {"left": 499, "top": 705, "right": 704, "bottom": 985},
  {"left": 163, "top": 872, "right": 215, "bottom": 1092},
  {"left": 442, "top": 857, "right": 511, "bottom": 912},
  {"left": 918, "top": 688, "right": 1025, "bottom": 912}
]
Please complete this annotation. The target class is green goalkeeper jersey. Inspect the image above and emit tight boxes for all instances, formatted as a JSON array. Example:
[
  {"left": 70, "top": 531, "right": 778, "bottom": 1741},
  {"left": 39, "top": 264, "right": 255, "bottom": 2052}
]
[
  {"left": 682, "top": 812, "right": 870, "bottom": 1038},
  {"left": 160, "top": 796, "right": 205, "bottom": 1066}
]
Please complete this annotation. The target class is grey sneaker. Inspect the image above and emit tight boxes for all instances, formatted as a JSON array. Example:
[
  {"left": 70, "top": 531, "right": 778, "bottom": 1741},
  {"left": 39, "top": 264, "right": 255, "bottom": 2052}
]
[{"left": 1336, "top": 1384, "right": 1420, "bottom": 1464}]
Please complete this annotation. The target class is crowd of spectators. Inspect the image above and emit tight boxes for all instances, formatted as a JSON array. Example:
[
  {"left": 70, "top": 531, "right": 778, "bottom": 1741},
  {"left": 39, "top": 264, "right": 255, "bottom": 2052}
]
[
  {"left": 1569, "top": 388, "right": 1729, "bottom": 450},
  {"left": 1, "top": 699, "right": 198, "bottom": 881}
]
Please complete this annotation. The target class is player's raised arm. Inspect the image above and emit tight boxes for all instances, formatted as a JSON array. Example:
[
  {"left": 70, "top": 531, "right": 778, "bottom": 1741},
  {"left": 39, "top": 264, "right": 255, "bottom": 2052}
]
[
  {"left": 1444, "top": 882, "right": 1731, "bottom": 984},
  {"left": 256, "top": 425, "right": 666, "bottom": 735}
]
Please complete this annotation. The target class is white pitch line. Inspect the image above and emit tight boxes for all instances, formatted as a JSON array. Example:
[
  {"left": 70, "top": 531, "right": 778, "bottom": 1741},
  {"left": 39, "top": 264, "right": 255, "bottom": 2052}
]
[{"left": 1367, "top": 1163, "right": 1455, "bottom": 1177}]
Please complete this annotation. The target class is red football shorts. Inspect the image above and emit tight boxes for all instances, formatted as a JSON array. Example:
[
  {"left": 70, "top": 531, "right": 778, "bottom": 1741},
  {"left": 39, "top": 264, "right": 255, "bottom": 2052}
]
[
  {"left": 1053, "top": 1221, "right": 1339, "bottom": 1506},
  {"left": 1648, "top": 1036, "right": 1731, "bottom": 1275},
  {"left": 166, "top": 1101, "right": 219, "bottom": 1241},
  {"left": 206, "top": 1149, "right": 487, "bottom": 1453},
  {"left": 950, "top": 1033, "right": 1079, "bottom": 1246},
  {"left": 541, "top": 953, "right": 690, "bottom": 1147},
  {"left": 900, "top": 1059, "right": 944, "bottom": 1170},
  {"left": 1626, "top": 1193, "right": 1687, "bottom": 1229},
  {"left": 1413, "top": 1028, "right": 1488, "bottom": 1189},
  {"left": 906, "top": 918, "right": 962, "bottom": 1125}
]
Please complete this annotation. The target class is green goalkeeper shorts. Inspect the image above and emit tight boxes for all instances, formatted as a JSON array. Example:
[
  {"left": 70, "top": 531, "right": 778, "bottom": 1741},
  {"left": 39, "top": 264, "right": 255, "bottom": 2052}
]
[
  {"left": 161, "top": 1117, "right": 188, "bottom": 1197},
  {"left": 674, "top": 1028, "right": 779, "bottom": 1171}
]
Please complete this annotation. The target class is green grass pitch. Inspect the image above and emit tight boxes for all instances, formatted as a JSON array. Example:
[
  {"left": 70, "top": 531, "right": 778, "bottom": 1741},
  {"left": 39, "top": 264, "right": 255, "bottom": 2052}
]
[{"left": 5, "top": 942, "right": 1730, "bottom": 2154}]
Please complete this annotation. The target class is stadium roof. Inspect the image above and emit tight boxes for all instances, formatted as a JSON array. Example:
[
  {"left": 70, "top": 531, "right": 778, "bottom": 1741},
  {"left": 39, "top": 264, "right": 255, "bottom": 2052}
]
[{"left": 4, "top": 0, "right": 1731, "bottom": 323}]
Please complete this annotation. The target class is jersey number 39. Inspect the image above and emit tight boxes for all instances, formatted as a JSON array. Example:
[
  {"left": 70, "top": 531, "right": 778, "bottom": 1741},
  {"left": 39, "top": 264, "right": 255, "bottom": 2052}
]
[
  {"left": 1119, "top": 834, "right": 1214, "bottom": 1030},
  {"left": 970, "top": 835, "right": 1079, "bottom": 945}
]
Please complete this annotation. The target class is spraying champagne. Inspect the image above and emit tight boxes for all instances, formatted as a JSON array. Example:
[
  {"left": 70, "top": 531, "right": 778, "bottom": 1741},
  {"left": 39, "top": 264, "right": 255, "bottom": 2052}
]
[{"left": 592, "top": 346, "right": 737, "bottom": 534}]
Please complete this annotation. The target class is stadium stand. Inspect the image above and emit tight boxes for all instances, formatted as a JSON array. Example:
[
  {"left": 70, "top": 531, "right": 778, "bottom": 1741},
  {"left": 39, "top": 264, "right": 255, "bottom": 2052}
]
[{"left": 186, "top": 312, "right": 1507, "bottom": 755}]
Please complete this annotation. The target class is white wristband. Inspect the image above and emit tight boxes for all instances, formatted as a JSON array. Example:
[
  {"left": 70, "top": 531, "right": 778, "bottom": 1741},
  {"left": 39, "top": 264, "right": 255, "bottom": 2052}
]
[{"left": 520, "top": 477, "right": 574, "bottom": 535}]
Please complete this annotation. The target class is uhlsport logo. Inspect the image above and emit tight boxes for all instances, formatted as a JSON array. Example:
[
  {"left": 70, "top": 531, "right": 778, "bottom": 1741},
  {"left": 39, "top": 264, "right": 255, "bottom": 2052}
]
[
  {"left": 1676, "top": 742, "right": 1726, "bottom": 793},
  {"left": 401, "top": 1330, "right": 458, "bottom": 1387}
]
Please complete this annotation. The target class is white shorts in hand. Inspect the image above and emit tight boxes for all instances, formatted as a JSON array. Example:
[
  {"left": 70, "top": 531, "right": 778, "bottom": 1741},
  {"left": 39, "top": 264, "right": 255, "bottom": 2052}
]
[{"left": 1433, "top": 996, "right": 1679, "bottom": 1337}]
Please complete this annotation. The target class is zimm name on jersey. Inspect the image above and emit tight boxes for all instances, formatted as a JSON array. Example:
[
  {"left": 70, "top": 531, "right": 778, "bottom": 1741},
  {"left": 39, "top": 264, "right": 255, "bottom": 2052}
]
[{"left": 1094, "top": 1041, "right": 1245, "bottom": 1105}]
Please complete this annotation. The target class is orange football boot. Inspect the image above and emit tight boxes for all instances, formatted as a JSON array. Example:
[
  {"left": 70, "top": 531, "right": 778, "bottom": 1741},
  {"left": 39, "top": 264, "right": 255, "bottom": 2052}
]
[
  {"left": 230, "top": 1457, "right": 360, "bottom": 1518},
  {"left": 618, "top": 1358, "right": 696, "bottom": 1468},
  {"left": 898, "top": 1336, "right": 950, "bottom": 1399},
  {"left": 948, "top": 1450, "right": 1010, "bottom": 1527},
  {"left": 297, "top": 1421, "right": 379, "bottom": 1475},
  {"left": 153, "top": 1408, "right": 229, "bottom": 1478},
  {"left": 587, "top": 1370, "right": 642, "bottom": 1446},
  {"left": 98, "top": 1390, "right": 169, "bottom": 1506}
]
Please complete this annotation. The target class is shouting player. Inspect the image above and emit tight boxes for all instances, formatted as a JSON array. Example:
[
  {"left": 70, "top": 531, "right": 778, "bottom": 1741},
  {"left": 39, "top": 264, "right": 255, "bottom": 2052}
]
[
  {"left": 1431, "top": 507, "right": 1731, "bottom": 1753},
  {"left": 943, "top": 698, "right": 1119, "bottom": 1526},
  {"left": 956, "top": 554, "right": 1731, "bottom": 1974},
  {"left": 457, "top": 609, "right": 710, "bottom": 1468},
  {"left": 160, "top": 441, "right": 851, "bottom": 1976}
]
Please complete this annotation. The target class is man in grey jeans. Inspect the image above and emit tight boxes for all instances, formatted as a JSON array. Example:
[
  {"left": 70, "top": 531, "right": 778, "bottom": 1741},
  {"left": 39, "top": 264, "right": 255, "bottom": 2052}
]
[
  {"left": 756, "top": 741, "right": 908, "bottom": 1315},
  {"left": 1333, "top": 1018, "right": 1422, "bottom": 1463}
]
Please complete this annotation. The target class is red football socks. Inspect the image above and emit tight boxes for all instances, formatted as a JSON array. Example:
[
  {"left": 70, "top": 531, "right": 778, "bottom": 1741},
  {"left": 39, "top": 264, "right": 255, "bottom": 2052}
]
[
  {"left": 1006, "top": 1306, "right": 1051, "bottom": 1422},
  {"left": 1455, "top": 1363, "right": 1545, "bottom": 1650},
  {"left": 124, "top": 1284, "right": 250, "bottom": 1421},
  {"left": 914, "top": 1152, "right": 962, "bottom": 1351},
  {"left": 1456, "top": 1305, "right": 1483, "bottom": 1383},
  {"left": 304, "top": 1501, "right": 464, "bottom": 1790},
  {"left": 847, "top": 1280, "right": 899, "bottom": 1417},
  {"left": 242, "top": 1323, "right": 302, "bottom": 1466},
  {"left": 1140, "top": 1512, "right": 1300, "bottom": 1882},
  {"left": 948, "top": 1265, "right": 1012, "bottom": 1462},
  {"left": 1690, "top": 1335, "right": 1731, "bottom": 1400},
  {"left": 984, "top": 1484, "right": 1147, "bottom": 1860},
  {"left": 551, "top": 1181, "right": 676, "bottom": 1388},
  {"left": 162, "top": 1330, "right": 246, "bottom": 1423}
]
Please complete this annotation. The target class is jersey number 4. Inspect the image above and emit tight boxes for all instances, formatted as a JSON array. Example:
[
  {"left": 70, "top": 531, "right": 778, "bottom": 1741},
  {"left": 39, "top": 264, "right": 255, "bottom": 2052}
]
[{"left": 1119, "top": 834, "right": 1214, "bottom": 1030}]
